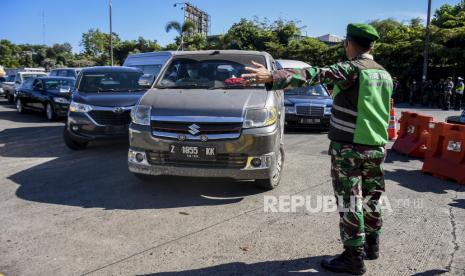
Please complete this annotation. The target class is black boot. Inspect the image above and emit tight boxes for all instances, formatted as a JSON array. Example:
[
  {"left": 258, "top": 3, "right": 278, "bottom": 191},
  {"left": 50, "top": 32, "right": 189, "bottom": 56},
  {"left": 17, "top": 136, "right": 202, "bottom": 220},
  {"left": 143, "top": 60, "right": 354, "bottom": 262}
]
[
  {"left": 321, "top": 246, "right": 367, "bottom": 275},
  {"left": 364, "top": 234, "right": 379, "bottom": 260}
]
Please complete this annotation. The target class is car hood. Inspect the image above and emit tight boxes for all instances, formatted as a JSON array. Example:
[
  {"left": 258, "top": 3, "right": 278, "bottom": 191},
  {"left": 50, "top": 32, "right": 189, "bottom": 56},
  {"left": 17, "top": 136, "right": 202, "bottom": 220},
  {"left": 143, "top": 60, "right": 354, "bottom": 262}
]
[
  {"left": 142, "top": 88, "right": 268, "bottom": 117},
  {"left": 48, "top": 90, "right": 72, "bottom": 99},
  {"left": 284, "top": 95, "right": 332, "bottom": 106},
  {"left": 72, "top": 91, "right": 146, "bottom": 107}
]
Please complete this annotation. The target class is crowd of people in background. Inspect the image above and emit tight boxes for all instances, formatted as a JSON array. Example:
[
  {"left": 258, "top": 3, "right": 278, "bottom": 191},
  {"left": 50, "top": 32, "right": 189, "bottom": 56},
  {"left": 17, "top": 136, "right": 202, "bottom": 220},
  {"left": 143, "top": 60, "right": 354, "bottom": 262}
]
[{"left": 392, "top": 76, "right": 465, "bottom": 111}]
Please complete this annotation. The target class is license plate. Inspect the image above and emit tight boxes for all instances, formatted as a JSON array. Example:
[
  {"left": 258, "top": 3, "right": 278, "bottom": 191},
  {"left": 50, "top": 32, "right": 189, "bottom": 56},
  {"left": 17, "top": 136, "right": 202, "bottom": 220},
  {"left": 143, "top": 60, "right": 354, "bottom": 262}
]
[
  {"left": 170, "top": 145, "right": 216, "bottom": 160},
  {"left": 299, "top": 118, "right": 321, "bottom": 124}
]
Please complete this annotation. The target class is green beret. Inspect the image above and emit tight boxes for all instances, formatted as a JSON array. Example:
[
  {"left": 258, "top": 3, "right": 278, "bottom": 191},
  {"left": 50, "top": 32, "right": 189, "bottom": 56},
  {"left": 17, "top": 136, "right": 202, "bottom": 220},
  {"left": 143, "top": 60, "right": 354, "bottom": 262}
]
[{"left": 347, "top": 23, "right": 380, "bottom": 41}]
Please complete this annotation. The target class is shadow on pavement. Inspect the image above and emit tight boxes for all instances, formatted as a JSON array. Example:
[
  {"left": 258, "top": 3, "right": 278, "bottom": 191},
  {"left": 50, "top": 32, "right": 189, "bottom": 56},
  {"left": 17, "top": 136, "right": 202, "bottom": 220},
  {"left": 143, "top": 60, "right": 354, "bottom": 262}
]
[
  {"left": 385, "top": 167, "right": 463, "bottom": 195},
  {"left": 137, "top": 255, "right": 332, "bottom": 275},
  {"left": 0, "top": 107, "right": 67, "bottom": 124},
  {"left": 411, "top": 269, "right": 449, "bottom": 275},
  {"left": 284, "top": 127, "right": 328, "bottom": 135},
  {"left": 384, "top": 150, "right": 422, "bottom": 164},
  {"left": 2, "top": 125, "right": 264, "bottom": 210},
  {"left": 449, "top": 198, "right": 465, "bottom": 210}
]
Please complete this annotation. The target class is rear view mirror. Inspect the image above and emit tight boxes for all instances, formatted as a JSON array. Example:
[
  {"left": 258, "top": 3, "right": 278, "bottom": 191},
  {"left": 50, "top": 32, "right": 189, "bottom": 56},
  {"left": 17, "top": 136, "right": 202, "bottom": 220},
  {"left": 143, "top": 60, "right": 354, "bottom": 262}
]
[{"left": 138, "top": 74, "right": 154, "bottom": 87}]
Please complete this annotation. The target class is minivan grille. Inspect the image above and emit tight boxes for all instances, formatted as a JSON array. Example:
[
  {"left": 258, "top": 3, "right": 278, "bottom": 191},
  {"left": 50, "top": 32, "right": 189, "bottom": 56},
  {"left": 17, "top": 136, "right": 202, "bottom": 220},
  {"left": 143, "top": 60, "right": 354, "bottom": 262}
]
[
  {"left": 296, "top": 105, "right": 324, "bottom": 116},
  {"left": 146, "top": 151, "right": 248, "bottom": 168},
  {"left": 88, "top": 110, "right": 131, "bottom": 126},
  {"left": 151, "top": 121, "right": 242, "bottom": 135}
]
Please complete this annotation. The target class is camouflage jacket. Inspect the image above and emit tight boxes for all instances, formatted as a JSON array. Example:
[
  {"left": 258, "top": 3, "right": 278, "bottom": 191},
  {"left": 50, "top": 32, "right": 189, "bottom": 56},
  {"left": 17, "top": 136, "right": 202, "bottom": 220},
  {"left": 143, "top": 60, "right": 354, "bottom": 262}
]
[
  {"left": 272, "top": 55, "right": 363, "bottom": 91},
  {"left": 272, "top": 54, "right": 393, "bottom": 146}
]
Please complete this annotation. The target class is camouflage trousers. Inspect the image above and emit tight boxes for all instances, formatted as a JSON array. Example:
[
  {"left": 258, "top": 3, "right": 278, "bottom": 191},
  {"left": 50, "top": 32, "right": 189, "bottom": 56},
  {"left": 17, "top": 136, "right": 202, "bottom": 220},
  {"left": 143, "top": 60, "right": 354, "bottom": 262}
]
[{"left": 329, "top": 141, "right": 386, "bottom": 248}]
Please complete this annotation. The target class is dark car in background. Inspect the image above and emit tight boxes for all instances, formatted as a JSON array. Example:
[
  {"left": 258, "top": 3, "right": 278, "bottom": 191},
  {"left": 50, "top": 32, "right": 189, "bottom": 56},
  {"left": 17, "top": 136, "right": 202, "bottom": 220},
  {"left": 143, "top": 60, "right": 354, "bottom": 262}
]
[
  {"left": 275, "top": 59, "right": 333, "bottom": 130},
  {"left": 49, "top": 68, "right": 83, "bottom": 79},
  {"left": 64, "top": 66, "right": 149, "bottom": 150},
  {"left": 15, "top": 77, "right": 75, "bottom": 120},
  {"left": 284, "top": 84, "right": 333, "bottom": 129}
]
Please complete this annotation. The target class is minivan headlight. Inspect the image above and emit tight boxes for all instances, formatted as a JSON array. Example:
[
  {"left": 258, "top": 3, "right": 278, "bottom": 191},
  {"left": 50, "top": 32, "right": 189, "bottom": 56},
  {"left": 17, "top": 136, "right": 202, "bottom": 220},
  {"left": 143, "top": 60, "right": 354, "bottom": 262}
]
[
  {"left": 243, "top": 107, "right": 278, "bottom": 128},
  {"left": 69, "top": 101, "right": 92, "bottom": 113},
  {"left": 131, "top": 105, "right": 151, "bottom": 126}
]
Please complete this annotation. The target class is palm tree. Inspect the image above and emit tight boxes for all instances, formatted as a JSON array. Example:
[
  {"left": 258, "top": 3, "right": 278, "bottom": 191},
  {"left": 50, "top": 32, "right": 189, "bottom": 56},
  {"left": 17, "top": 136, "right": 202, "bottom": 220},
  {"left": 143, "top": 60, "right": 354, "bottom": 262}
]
[{"left": 165, "top": 20, "right": 196, "bottom": 50}]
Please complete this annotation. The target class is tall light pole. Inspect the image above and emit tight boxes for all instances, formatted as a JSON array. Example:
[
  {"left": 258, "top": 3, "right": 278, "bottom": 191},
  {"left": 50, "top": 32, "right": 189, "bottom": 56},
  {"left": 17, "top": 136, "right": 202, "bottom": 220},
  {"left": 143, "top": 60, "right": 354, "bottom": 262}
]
[
  {"left": 422, "top": 0, "right": 432, "bottom": 83},
  {"left": 109, "top": 0, "right": 114, "bottom": 66},
  {"left": 174, "top": 2, "right": 187, "bottom": 50}
]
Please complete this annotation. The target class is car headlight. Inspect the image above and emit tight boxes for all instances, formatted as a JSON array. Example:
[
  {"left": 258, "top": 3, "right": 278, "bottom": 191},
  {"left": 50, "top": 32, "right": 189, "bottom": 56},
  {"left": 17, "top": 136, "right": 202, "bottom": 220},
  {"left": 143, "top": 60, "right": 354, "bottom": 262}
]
[
  {"left": 53, "top": 97, "right": 69, "bottom": 104},
  {"left": 285, "top": 105, "right": 296, "bottom": 114},
  {"left": 324, "top": 106, "right": 332, "bottom": 115},
  {"left": 69, "top": 101, "right": 92, "bottom": 113},
  {"left": 131, "top": 105, "right": 151, "bottom": 126},
  {"left": 243, "top": 107, "right": 278, "bottom": 128}
]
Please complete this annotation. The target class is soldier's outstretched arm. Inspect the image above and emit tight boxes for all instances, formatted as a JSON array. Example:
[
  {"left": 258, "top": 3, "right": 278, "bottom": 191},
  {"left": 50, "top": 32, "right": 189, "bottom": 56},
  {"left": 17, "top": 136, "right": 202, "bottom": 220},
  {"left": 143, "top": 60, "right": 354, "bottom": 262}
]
[{"left": 270, "top": 61, "right": 359, "bottom": 90}]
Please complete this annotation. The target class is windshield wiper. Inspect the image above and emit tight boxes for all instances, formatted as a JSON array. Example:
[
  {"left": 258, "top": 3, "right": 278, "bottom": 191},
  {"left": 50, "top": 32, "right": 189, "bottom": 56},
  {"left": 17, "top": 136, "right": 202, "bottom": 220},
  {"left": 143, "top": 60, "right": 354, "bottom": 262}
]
[
  {"left": 154, "top": 84, "right": 211, "bottom": 89},
  {"left": 97, "top": 88, "right": 116, "bottom": 92},
  {"left": 209, "top": 85, "right": 263, "bottom": 90}
]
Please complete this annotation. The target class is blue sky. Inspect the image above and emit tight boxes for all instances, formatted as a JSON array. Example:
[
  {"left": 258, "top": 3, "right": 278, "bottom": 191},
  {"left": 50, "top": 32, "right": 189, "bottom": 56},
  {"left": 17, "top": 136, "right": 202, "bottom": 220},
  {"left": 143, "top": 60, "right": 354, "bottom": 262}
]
[{"left": 0, "top": 0, "right": 461, "bottom": 52}]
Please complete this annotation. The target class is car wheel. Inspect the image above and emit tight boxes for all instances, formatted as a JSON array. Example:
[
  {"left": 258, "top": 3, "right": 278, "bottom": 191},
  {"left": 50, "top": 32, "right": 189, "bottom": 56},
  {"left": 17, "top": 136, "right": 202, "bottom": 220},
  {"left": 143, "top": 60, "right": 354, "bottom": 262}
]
[
  {"left": 256, "top": 145, "right": 285, "bottom": 190},
  {"left": 63, "top": 128, "right": 88, "bottom": 150},
  {"left": 45, "top": 102, "right": 56, "bottom": 121},
  {"left": 16, "top": 98, "right": 25, "bottom": 114}
]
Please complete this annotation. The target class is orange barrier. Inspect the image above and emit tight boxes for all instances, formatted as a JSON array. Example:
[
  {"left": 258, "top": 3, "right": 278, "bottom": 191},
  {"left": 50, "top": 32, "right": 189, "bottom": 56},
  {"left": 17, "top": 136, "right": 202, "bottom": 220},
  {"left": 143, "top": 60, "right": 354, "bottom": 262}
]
[
  {"left": 422, "top": 122, "right": 465, "bottom": 185},
  {"left": 392, "top": 112, "right": 434, "bottom": 158},
  {"left": 388, "top": 99, "right": 397, "bottom": 140}
]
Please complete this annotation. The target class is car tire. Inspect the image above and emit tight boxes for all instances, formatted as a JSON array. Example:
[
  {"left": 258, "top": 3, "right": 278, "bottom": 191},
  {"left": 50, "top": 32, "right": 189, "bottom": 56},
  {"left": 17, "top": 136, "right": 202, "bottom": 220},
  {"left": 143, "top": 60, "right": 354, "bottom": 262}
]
[
  {"left": 63, "top": 128, "right": 88, "bottom": 150},
  {"left": 16, "top": 98, "right": 26, "bottom": 114},
  {"left": 45, "top": 102, "right": 56, "bottom": 121},
  {"left": 256, "top": 145, "right": 284, "bottom": 190}
]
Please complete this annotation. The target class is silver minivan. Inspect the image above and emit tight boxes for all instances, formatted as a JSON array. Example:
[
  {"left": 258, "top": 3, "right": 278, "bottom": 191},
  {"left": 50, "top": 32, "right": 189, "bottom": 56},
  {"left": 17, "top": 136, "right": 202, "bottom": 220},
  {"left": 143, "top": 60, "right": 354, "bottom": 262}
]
[{"left": 127, "top": 50, "right": 285, "bottom": 189}]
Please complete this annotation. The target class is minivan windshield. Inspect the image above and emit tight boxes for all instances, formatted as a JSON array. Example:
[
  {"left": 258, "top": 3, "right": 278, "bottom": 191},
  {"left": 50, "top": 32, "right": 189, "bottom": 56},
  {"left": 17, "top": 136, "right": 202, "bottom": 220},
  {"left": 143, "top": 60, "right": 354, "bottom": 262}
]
[
  {"left": 284, "top": 85, "right": 329, "bottom": 97},
  {"left": 77, "top": 71, "right": 147, "bottom": 92},
  {"left": 155, "top": 58, "right": 266, "bottom": 90}
]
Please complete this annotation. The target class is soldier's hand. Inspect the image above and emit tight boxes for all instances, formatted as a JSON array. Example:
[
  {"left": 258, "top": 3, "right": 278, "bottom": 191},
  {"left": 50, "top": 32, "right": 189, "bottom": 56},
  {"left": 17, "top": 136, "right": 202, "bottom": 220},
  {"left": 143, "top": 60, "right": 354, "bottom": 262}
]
[{"left": 242, "top": 61, "right": 273, "bottom": 85}]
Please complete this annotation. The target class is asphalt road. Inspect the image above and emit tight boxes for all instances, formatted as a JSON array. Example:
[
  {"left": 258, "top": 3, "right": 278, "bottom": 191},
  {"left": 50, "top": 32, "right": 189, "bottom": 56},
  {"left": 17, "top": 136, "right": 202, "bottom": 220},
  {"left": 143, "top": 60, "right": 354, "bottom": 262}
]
[{"left": 0, "top": 98, "right": 464, "bottom": 276}]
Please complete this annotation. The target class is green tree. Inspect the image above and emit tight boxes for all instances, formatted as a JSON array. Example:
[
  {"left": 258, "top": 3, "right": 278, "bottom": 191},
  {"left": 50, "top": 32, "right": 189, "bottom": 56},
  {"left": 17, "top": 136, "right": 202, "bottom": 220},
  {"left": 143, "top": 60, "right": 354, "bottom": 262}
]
[
  {"left": 81, "top": 28, "right": 120, "bottom": 65},
  {"left": 165, "top": 20, "right": 196, "bottom": 50}
]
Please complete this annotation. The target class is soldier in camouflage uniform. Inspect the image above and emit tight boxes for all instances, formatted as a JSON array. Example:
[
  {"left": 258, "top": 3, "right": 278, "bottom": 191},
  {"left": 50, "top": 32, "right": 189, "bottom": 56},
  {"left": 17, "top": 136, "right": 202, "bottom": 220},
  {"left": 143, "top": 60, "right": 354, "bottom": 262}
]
[{"left": 243, "top": 23, "right": 392, "bottom": 275}]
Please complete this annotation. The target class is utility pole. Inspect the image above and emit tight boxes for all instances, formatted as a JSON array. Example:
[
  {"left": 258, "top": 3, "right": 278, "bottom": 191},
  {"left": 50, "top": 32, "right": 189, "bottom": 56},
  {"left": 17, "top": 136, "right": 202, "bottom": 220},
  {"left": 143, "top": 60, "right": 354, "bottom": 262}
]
[
  {"left": 42, "top": 11, "right": 46, "bottom": 45},
  {"left": 174, "top": 2, "right": 187, "bottom": 51},
  {"left": 109, "top": 0, "right": 114, "bottom": 66},
  {"left": 422, "top": 0, "right": 432, "bottom": 83}
]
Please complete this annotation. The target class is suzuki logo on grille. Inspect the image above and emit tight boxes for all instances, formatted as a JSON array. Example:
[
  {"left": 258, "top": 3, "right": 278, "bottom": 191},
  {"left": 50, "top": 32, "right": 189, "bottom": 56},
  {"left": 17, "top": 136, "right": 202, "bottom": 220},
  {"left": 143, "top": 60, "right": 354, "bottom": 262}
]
[
  {"left": 113, "top": 107, "right": 125, "bottom": 114},
  {"left": 188, "top": 124, "right": 200, "bottom": 135}
]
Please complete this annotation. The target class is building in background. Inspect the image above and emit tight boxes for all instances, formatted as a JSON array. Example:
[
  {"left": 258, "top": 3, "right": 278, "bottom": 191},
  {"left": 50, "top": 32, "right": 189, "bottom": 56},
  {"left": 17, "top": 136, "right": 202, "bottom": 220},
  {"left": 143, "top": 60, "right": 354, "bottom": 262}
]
[
  {"left": 184, "top": 3, "right": 210, "bottom": 36},
  {"left": 317, "top": 34, "right": 343, "bottom": 46}
]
